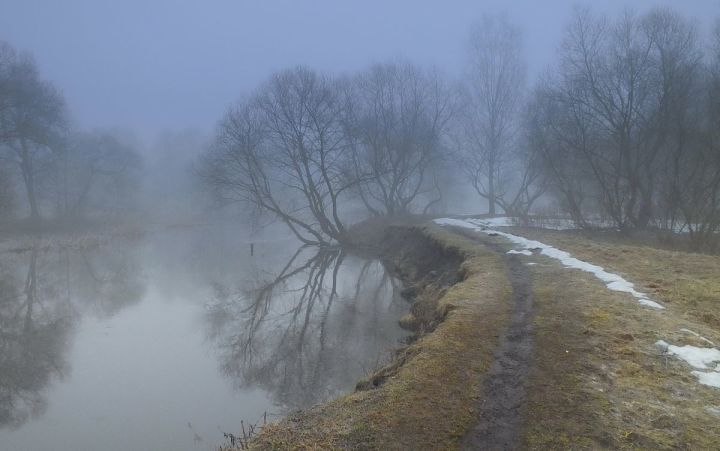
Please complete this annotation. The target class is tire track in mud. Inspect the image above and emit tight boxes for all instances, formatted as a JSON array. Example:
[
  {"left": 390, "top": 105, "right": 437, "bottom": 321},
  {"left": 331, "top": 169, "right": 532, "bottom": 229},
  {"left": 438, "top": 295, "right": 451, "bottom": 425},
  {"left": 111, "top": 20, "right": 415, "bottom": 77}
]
[{"left": 457, "top": 231, "right": 534, "bottom": 450}]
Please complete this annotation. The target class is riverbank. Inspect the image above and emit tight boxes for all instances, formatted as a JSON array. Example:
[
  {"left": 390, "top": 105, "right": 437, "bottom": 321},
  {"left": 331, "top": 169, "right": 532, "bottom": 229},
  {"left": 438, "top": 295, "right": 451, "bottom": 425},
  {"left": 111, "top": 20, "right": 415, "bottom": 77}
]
[
  {"left": 241, "top": 224, "right": 511, "bottom": 449},
  {"left": 236, "top": 218, "right": 720, "bottom": 450}
]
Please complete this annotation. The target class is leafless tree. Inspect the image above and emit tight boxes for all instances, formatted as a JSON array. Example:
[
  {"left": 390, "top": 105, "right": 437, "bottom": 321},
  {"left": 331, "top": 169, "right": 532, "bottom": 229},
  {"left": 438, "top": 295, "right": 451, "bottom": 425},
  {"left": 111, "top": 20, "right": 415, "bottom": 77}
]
[
  {"left": 0, "top": 166, "right": 13, "bottom": 218},
  {"left": 644, "top": 9, "right": 704, "bottom": 234},
  {"left": 668, "top": 19, "right": 720, "bottom": 250},
  {"left": 500, "top": 107, "right": 548, "bottom": 221},
  {"left": 558, "top": 8, "right": 658, "bottom": 229},
  {"left": 343, "top": 61, "right": 453, "bottom": 216},
  {"left": 0, "top": 41, "right": 67, "bottom": 221},
  {"left": 202, "top": 67, "right": 355, "bottom": 246},
  {"left": 56, "top": 131, "right": 141, "bottom": 220},
  {"left": 533, "top": 7, "right": 707, "bottom": 232},
  {"left": 458, "top": 14, "right": 526, "bottom": 215},
  {"left": 525, "top": 80, "right": 595, "bottom": 227}
]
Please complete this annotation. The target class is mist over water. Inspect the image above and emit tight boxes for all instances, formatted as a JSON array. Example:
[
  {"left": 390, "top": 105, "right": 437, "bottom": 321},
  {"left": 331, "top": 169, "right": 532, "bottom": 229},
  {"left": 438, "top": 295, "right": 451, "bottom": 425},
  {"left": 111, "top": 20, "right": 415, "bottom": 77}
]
[{"left": 0, "top": 226, "right": 407, "bottom": 450}]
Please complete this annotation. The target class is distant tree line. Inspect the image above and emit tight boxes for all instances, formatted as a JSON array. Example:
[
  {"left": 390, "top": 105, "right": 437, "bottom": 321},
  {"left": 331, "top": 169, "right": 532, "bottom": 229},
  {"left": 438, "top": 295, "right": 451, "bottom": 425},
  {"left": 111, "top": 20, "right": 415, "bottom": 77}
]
[
  {"left": 3, "top": 7, "right": 715, "bottom": 247},
  {"left": 203, "top": 6, "right": 720, "bottom": 250},
  {"left": 530, "top": 7, "right": 720, "bottom": 250},
  {"left": 0, "top": 41, "right": 140, "bottom": 225}
]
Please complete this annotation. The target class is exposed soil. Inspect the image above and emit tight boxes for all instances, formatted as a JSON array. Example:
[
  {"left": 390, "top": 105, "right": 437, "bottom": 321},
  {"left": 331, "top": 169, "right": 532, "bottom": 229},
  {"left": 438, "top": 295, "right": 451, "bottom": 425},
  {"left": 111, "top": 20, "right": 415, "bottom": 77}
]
[
  {"left": 355, "top": 225, "right": 467, "bottom": 391},
  {"left": 448, "top": 230, "right": 535, "bottom": 450},
  {"left": 377, "top": 225, "right": 466, "bottom": 338},
  {"left": 462, "top": 251, "right": 533, "bottom": 450}
]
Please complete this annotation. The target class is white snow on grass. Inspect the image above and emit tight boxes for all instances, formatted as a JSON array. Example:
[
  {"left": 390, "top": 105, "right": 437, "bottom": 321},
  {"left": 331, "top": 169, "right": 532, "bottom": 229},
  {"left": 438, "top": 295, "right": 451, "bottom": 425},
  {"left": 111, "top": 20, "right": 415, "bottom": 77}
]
[
  {"left": 473, "top": 216, "right": 517, "bottom": 227},
  {"left": 656, "top": 341, "right": 720, "bottom": 369},
  {"left": 656, "top": 340, "right": 720, "bottom": 388},
  {"left": 433, "top": 217, "right": 664, "bottom": 309},
  {"left": 693, "top": 371, "right": 720, "bottom": 388},
  {"left": 507, "top": 249, "right": 532, "bottom": 256},
  {"left": 680, "top": 328, "right": 716, "bottom": 346}
]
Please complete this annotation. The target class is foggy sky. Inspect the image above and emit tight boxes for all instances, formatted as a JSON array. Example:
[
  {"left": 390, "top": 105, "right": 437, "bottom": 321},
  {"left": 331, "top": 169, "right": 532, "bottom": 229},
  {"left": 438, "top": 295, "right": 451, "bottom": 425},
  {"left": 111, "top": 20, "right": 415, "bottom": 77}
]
[{"left": 2, "top": 0, "right": 718, "bottom": 143}]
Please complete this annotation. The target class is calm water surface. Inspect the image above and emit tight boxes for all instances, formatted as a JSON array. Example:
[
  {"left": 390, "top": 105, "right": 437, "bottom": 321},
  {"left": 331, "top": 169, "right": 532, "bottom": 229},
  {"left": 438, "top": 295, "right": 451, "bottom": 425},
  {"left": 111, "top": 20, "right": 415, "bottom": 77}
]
[{"left": 0, "top": 226, "right": 406, "bottom": 451}]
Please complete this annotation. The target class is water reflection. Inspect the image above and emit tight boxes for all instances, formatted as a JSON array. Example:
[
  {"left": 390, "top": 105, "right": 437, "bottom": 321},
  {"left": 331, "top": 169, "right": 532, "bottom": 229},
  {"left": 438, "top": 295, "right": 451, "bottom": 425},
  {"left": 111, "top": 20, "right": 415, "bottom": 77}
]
[
  {"left": 0, "top": 244, "right": 73, "bottom": 428},
  {"left": 0, "top": 229, "right": 408, "bottom": 450},
  {"left": 206, "top": 246, "right": 406, "bottom": 410},
  {"left": 61, "top": 245, "right": 144, "bottom": 318},
  {"left": 0, "top": 239, "right": 143, "bottom": 430}
]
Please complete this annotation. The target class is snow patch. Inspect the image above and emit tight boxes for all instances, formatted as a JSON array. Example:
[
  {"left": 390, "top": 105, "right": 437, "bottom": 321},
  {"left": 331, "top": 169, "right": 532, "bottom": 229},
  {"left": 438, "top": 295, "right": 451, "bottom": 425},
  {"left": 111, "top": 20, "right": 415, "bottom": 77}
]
[
  {"left": 655, "top": 340, "right": 720, "bottom": 369},
  {"left": 433, "top": 218, "right": 664, "bottom": 309},
  {"left": 473, "top": 216, "right": 517, "bottom": 227},
  {"left": 656, "top": 340, "right": 720, "bottom": 388},
  {"left": 692, "top": 371, "right": 720, "bottom": 388},
  {"left": 433, "top": 217, "right": 485, "bottom": 229},
  {"left": 680, "top": 328, "right": 716, "bottom": 346},
  {"left": 507, "top": 249, "right": 532, "bottom": 256}
]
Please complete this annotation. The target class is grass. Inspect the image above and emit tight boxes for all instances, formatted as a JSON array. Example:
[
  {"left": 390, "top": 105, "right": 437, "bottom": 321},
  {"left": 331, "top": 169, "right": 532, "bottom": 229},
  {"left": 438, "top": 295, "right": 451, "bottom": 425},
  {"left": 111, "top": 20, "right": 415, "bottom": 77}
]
[
  {"left": 240, "top": 223, "right": 720, "bottom": 450},
  {"left": 246, "top": 226, "right": 511, "bottom": 450},
  {"left": 508, "top": 227, "right": 720, "bottom": 334},
  {"left": 489, "top": 228, "right": 720, "bottom": 449}
]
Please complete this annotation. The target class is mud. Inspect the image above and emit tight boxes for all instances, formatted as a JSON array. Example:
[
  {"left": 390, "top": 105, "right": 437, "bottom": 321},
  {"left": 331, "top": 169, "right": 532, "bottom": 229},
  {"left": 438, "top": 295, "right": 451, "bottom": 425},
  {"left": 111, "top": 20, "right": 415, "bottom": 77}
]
[
  {"left": 457, "top": 230, "right": 535, "bottom": 451},
  {"left": 355, "top": 226, "right": 467, "bottom": 391},
  {"left": 381, "top": 226, "right": 465, "bottom": 333}
]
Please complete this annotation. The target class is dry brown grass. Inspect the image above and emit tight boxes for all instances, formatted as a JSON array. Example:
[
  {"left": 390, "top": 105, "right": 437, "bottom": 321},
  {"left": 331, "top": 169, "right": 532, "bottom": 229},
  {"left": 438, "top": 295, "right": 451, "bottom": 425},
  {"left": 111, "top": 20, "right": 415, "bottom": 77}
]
[
  {"left": 518, "top": 259, "right": 720, "bottom": 449},
  {"left": 509, "top": 227, "right": 720, "bottom": 334},
  {"left": 478, "top": 228, "right": 720, "bottom": 449}
]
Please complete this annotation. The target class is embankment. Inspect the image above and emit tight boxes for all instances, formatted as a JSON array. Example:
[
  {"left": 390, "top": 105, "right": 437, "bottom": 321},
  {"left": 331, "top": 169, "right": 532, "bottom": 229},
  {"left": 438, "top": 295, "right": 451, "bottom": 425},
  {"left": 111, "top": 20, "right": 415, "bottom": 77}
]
[{"left": 244, "top": 224, "right": 512, "bottom": 450}]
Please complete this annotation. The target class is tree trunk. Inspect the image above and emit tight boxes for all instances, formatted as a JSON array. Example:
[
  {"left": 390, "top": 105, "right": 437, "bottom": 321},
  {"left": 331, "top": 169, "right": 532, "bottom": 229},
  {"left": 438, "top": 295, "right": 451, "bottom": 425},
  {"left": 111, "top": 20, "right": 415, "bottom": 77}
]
[
  {"left": 488, "top": 155, "right": 496, "bottom": 215},
  {"left": 19, "top": 139, "right": 40, "bottom": 221}
]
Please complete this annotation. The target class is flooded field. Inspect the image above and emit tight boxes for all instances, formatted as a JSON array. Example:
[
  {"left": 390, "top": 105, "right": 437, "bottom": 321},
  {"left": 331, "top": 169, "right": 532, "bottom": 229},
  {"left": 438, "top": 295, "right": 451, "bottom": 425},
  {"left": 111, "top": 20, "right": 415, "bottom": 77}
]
[{"left": 0, "top": 226, "right": 407, "bottom": 451}]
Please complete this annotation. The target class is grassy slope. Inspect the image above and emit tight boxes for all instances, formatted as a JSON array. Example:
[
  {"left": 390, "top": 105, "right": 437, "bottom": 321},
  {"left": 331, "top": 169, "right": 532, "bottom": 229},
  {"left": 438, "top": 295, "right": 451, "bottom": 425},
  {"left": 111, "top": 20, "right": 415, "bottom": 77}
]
[
  {"left": 497, "top": 227, "right": 720, "bottom": 449},
  {"left": 509, "top": 227, "right": 720, "bottom": 338},
  {"left": 246, "top": 227, "right": 511, "bottom": 450},
  {"left": 241, "top": 224, "right": 720, "bottom": 450}
]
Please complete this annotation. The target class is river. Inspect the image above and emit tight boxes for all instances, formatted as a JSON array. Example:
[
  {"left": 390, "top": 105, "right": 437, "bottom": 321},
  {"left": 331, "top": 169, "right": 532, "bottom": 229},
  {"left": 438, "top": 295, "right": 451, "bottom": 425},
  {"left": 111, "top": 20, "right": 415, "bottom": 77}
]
[{"left": 0, "top": 225, "right": 407, "bottom": 451}]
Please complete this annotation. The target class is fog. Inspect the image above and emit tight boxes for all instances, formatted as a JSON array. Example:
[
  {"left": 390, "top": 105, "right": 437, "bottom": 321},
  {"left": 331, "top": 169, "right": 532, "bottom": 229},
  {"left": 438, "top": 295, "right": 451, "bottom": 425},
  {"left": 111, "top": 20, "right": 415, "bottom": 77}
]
[
  {"left": 2, "top": 1, "right": 720, "bottom": 450},
  {"left": 2, "top": 1, "right": 716, "bottom": 139}
]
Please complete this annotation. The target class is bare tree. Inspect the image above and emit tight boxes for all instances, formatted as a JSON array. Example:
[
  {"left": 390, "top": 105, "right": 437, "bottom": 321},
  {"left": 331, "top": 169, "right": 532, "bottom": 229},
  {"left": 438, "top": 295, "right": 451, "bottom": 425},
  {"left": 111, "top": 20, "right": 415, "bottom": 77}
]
[
  {"left": 458, "top": 14, "right": 526, "bottom": 215},
  {"left": 533, "top": 7, "right": 705, "bottom": 231},
  {"left": 344, "top": 61, "right": 453, "bottom": 216},
  {"left": 644, "top": 8, "right": 703, "bottom": 234},
  {"left": 0, "top": 166, "right": 13, "bottom": 218},
  {"left": 526, "top": 80, "right": 596, "bottom": 227},
  {"left": 202, "top": 67, "right": 354, "bottom": 246},
  {"left": 499, "top": 111, "right": 548, "bottom": 221},
  {"left": 670, "top": 19, "right": 720, "bottom": 250},
  {"left": 0, "top": 41, "right": 67, "bottom": 221},
  {"left": 57, "top": 131, "right": 141, "bottom": 220}
]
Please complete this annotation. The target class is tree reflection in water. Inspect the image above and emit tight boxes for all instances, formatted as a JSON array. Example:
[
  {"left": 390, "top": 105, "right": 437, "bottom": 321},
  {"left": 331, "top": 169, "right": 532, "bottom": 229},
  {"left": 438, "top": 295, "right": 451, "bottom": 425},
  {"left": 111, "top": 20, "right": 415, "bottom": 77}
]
[
  {"left": 0, "top": 244, "right": 74, "bottom": 428},
  {"left": 206, "top": 246, "right": 406, "bottom": 410},
  {"left": 0, "top": 240, "right": 144, "bottom": 429}
]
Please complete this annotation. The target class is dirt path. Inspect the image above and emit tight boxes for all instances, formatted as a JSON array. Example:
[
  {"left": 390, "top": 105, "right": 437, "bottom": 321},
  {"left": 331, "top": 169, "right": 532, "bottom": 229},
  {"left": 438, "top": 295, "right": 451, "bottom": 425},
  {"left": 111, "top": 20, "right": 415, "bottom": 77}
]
[{"left": 460, "top": 236, "right": 535, "bottom": 450}]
